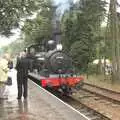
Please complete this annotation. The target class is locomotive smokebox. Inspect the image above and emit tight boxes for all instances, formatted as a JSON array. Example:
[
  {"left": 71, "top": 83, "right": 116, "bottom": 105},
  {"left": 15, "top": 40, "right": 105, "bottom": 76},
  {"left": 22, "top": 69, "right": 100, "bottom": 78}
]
[{"left": 46, "top": 51, "right": 72, "bottom": 74}]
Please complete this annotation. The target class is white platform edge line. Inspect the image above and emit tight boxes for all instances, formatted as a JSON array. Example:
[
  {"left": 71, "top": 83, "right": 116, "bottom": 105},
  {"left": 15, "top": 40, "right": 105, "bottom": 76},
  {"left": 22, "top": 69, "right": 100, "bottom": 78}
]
[{"left": 31, "top": 80, "right": 90, "bottom": 120}]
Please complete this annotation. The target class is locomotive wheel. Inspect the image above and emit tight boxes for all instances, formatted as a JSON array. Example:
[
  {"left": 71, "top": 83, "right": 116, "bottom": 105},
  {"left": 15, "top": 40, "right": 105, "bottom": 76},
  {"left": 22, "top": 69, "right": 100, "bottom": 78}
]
[{"left": 61, "top": 85, "right": 72, "bottom": 95}]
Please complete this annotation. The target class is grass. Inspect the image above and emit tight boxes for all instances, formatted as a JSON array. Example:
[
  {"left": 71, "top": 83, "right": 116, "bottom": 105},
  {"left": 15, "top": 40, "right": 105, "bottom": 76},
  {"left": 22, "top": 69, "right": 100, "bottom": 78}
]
[{"left": 83, "top": 74, "right": 120, "bottom": 92}]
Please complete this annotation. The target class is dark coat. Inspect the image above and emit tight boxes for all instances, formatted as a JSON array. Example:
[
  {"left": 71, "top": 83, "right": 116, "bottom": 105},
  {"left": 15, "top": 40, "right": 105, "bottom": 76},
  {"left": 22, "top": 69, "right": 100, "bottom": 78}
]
[{"left": 16, "top": 57, "right": 32, "bottom": 79}]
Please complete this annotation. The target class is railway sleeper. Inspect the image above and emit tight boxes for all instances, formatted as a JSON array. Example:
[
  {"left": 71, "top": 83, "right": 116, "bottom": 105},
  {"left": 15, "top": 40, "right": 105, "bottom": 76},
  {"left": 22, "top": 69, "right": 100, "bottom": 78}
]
[
  {"left": 86, "top": 112, "right": 108, "bottom": 120},
  {"left": 82, "top": 111, "right": 93, "bottom": 116},
  {"left": 88, "top": 116, "right": 101, "bottom": 120},
  {"left": 79, "top": 108, "right": 88, "bottom": 112}
]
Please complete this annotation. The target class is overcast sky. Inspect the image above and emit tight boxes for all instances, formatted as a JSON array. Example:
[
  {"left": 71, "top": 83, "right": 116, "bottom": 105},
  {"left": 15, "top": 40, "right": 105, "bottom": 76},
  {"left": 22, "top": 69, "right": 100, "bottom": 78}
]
[
  {"left": 0, "top": 29, "right": 21, "bottom": 48},
  {"left": 0, "top": 0, "right": 119, "bottom": 48}
]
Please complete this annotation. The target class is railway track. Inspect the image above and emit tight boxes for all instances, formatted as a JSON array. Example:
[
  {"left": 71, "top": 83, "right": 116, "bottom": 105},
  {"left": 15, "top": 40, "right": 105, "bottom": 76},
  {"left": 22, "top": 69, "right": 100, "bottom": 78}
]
[
  {"left": 28, "top": 74, "right": 111, "bottom": 120},
  {"left": 57, "top": 94, "right": 111, "bottom": 120},
  {"left": 71, "top": 82, "right": 120, "bottom": 120},
  {"left": 82, "top": 82, "right": 120, "bottom": 104}
]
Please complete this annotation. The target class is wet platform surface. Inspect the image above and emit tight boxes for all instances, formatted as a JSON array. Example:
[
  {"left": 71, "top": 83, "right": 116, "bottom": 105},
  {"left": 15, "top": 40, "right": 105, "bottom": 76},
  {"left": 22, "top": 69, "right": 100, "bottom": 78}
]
[{"left": 0, "top": 70, "right": 88, "bottom": 120}]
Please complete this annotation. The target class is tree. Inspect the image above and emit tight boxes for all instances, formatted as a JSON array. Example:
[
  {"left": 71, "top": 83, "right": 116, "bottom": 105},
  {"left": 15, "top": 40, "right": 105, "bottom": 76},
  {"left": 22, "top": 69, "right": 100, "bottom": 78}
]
[
  {"left": 61, "top": 0, "right": 106, "bottom": 72},
  {"left": 0, "top": 0, "right": 43, "bottom": 36},
  {"left": 22, "top": 0, "right": 55, "bottom": 45},
  {"left": 107, "top": 0, "right": 120, "bottom": 81},
  {"left": 22, "top": 16, "right": 52, "bottom": 45}
]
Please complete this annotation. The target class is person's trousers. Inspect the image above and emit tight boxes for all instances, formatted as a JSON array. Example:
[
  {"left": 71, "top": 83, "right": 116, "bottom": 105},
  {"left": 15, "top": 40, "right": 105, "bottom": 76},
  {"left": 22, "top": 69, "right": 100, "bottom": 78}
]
[{"left": 17, "top": 77, "right": 28, "bottom": 98}]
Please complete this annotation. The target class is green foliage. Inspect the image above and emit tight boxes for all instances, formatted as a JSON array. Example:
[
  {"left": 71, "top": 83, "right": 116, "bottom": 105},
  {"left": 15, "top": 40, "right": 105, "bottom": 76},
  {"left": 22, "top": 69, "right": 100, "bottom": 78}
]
[
  {"left": 70, "top": 40, "right": 95, "bottom": 72},
  {"left": 0, "top": 0, "right": 43, "bottom": 36},
  {"left": 87, "top": 63, "right": 98, "bottom": 75},
  {"left": 22, "top": 16, "right": 52, "bottom": 45},
  {"left": 79, "top": 0, "right": 106, "bottom": 28},
  {"left": 22, "top": 0, "right": 54, "bottom": 45},
  {"left": 61, "top": 0, "right": 106, "bottom": 72}
]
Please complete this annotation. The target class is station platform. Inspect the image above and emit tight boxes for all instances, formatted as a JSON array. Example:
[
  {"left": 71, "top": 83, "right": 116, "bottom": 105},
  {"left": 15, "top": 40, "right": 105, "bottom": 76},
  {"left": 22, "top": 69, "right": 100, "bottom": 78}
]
[{"left": 0, "top": 70, "right": 89, "bottom": 120}]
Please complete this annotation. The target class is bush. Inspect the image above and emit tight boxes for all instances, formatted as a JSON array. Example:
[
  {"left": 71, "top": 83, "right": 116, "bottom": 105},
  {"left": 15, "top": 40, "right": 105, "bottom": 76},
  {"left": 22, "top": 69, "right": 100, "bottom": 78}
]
[{"left": 87, "top": 63, "right": 98, "bottom": 75}]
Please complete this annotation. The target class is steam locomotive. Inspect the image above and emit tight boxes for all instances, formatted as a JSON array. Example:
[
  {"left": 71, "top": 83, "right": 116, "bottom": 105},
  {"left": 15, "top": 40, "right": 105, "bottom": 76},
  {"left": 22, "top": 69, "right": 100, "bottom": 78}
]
[{"left": 27, "top": 40, "right": 84, "bottom": 94}]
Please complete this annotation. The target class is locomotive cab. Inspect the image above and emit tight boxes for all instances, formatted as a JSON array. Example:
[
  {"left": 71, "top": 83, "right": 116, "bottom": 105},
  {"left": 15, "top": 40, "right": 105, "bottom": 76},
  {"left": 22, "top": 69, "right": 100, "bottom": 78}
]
[{"left": 26, "top": 44, "right": 46, "bottom": 72}]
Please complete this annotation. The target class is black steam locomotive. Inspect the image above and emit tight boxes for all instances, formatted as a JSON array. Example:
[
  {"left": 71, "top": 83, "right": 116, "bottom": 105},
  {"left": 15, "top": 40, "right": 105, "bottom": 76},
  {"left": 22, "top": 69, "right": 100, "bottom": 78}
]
[
  {"left": 27, "top": 40, "right": 84, "bottom": 94},
  {"left": 27, "top": 40, "right": 73, "bottom": 76}
]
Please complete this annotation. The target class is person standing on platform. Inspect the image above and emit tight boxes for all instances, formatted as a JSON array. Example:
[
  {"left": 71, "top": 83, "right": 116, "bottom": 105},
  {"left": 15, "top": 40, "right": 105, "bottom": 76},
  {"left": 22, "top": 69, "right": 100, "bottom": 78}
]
[
  {"left": 16, "top": 51, "right": 32, "bottom": 100},
  {"left": 0, "top": 54, "right": 9, "bottom": 99}
]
